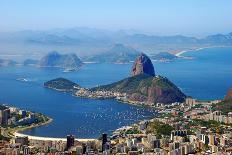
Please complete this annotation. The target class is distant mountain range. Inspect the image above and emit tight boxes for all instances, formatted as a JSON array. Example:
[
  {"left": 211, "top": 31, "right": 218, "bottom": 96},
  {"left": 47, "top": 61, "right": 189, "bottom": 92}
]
[
  {"left": 1, "top": 28, "right": 232, "bottom": 58},
  {"left": 23, "top": 59, "right": 39, "bottom": 66},
  {"left": 82, "top": 44, "right": 140, "bottom": 63},
  {"left": 82, "top": 44, "right": 181, "bottom": 63},
  {"left": 0, "top": 59, "right": 17, "bottom": 67},
  {"left": 11, "top": 29, "right": 232, "bottom": 46}
]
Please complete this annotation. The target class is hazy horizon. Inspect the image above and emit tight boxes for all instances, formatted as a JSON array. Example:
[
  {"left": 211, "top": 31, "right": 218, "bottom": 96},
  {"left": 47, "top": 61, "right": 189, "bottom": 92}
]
[
  {"left": 1, "top": 0, "right": 232, "bottom": 61},
  {"left": 1, "top": 0, "right": 232, "bottom": 37},
  {"left": 1, "top": 27, "right": 232, "bottom": 38}
]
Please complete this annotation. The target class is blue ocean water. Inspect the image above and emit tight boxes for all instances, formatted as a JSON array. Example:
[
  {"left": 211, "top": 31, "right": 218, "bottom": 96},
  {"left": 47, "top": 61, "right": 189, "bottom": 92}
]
[
  {"left": 0, "top": 64, "right": 155, "bottom": 138},
  {"left": 0, "top": 47, "right": 232, "bottom": 138},
  {"left": 154, "top": 47, "right": 232, "bottom": 100}
]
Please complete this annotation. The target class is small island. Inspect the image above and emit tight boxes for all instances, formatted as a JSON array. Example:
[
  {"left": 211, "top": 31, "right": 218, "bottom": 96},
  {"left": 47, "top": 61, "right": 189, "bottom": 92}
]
[{"left": 44, "top": 77, "right": 80, "bottom": 92}]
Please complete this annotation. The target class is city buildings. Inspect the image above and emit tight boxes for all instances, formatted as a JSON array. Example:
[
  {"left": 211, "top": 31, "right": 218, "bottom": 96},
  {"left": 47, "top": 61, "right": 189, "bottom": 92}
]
[{"left": 1, "top": 97, "right": 232, "bottom": 154}]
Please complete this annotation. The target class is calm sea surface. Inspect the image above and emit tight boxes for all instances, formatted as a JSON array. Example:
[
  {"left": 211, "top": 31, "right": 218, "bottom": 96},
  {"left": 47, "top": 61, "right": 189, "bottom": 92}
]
[{"left": 0, "top": 47, "right": 232, "bottom": 138}]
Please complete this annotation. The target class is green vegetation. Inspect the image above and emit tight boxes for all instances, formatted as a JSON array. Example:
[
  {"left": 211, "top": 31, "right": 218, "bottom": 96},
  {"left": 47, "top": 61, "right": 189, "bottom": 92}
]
[
  {"left": 0, "top": 134, "right": 10, "bottom": 141},
  {"left": 212, "top": 100, "right": 232, "bottom": 115},
  {"left": 92, "top": 74, "right": 152, "bottom": 93},
  {"left": 154, "top": 76, "right": 175, "bottom": 89},
  {"left": 125, "top": 127, "right": 142, "bottom": 135},
  {"left": 188, "top": 119, "right": 221, "bottom": 129},
  {"left": 192, "top": 104, "right": 204, "bottom": 109},
  {"left": 178, "top": 111, "right": 184, "bottom": 117},
  {"left": 92, "top": 74, "right": 186, "bottom": 104},
  {"left": 159, "top": 113, "right": 173, "bottom": 118},
  {"left": 146, "top": 120, "right": 174, "bottom": 137},
  {"left": 187, "top": 130, "right": 195, "bottom": 135},
  {"left": 93, "top": 74, "right": 178, "bottom": 94},
  {"left": 44, "top": 78, "right": 80, "bottom": 91}
]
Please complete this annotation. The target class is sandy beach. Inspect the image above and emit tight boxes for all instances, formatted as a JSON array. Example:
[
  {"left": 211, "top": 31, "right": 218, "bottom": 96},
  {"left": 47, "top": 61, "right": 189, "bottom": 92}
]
[
  {"left": 12, "top": 116, "right": 96, "bottom": 142},
  {"left": 174, "top": 45, "right": 232, "bottom": 57},
  {"left": 14, "top": 132, "right": 96, "bottom": 142}
]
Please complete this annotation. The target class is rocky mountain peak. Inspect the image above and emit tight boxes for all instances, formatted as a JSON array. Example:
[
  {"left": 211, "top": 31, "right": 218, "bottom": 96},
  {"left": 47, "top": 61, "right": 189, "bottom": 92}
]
[{"left": 131, "top": 53, "right": 155, "bottom": 77}]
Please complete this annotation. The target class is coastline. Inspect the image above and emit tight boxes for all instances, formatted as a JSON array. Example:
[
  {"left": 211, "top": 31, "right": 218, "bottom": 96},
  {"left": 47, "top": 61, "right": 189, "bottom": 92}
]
[
  {"left": 14, "top": 132, "right": 96, "bottom": 142},
  {"left": 28, "top": 45, "right": 217, "bottom": 141},
  {"left": 174, "top": 45, "right": 232, "bottom": 57},
  {"left": 8, "top": 92, "right": 155, "bottom": 141},
  {"left": 10, "top": 114, "right": 96, "bottom": 142},
  {"left": 74, "top": 94, "right": 152, "bottom": 107},
  {"left": 5, "top": 116, "right": 53, "bottom": 139}
]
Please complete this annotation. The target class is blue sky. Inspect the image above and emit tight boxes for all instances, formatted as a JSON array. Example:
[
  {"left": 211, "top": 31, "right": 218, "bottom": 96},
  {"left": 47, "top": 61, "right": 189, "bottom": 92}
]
[{"left": 1, "top": 0, "right": 232, "bottom": 36}]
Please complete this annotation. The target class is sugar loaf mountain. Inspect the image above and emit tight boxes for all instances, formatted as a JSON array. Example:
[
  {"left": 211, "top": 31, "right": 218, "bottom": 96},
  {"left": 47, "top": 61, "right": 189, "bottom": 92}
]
[{"left": 44, "top": 53, "right": 186, "bottom": 105}]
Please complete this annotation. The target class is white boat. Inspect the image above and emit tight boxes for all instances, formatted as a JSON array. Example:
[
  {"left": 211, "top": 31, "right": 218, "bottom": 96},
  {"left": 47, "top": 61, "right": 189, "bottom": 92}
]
[{"left": 16, "top": 78, "right": 28, "bottom": 82}]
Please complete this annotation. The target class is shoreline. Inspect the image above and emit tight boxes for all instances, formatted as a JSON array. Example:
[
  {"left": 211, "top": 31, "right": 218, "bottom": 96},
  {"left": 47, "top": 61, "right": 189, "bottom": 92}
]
[
  {"left": 13, "top": 45, "right": 230, "bottom": 142},
  {"left": 174, "top": 45, "right": 232, "bottom": 57},
  {"left": 5, "top": 116, "right": 53, "bottom": 138},
  {"left": 74, "top": 94, "right": 153, "bottom": 107},
  {"left": 14, "top": 132, "right": 96, "bottom": 142},
  {"left": 12, "top": 116, "right": 96, "bottom": 142},
  {"left": 16, "top": 117, "right": 53, "bottom": 133},
  {"left": 11, "top": 95, "right": 156, "bottom": 142}
]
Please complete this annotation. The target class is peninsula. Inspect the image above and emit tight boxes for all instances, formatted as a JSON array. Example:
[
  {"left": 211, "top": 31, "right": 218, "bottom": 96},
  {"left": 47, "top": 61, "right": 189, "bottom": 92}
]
[
  {"left": 0, "top": 104, "right": 52, "bottom": 140},
  {"left": 44, "top": 53, "right": 186, "bottom": 105}
]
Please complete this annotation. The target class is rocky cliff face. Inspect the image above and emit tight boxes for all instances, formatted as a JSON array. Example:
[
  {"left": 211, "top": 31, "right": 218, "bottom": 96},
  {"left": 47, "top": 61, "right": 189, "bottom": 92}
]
[
  {"left": 225, "top": 88, "right": 232, "bottom": 101},
  {"left": 131, "top": 53, "right": 155, "bottom": 77}
]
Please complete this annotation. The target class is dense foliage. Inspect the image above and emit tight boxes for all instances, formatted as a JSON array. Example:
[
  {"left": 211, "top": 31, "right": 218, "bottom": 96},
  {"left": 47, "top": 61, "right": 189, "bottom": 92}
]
[
  {"left": 212, "top": 100, "right": 232, "bottom": 115},
  {"left": 146, "top": 121, "right": 174, "bottom": 137},
  {"left": 92, "top": 74, "right": 186, "bottom": 104},
  {"left": 44, "top": 78, "right": 80, "bottom": 91}
]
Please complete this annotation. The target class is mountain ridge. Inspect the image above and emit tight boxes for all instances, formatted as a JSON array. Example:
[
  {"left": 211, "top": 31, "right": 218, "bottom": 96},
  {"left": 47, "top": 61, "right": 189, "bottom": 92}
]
[
  {"left": 1, "top": 28, "right": 232, "bottom": 58},
  {"left": 82, "top": 44, "right": 140, "bottom": 63},
  {"left": 38, "top": 51, "right": 83, "bottom": 70}
]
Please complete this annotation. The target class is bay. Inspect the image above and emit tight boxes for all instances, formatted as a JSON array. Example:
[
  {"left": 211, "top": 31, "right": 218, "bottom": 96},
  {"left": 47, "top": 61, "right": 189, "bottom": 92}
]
[{"left": 0, "top": 47, "right": 232, "bottom": 138}]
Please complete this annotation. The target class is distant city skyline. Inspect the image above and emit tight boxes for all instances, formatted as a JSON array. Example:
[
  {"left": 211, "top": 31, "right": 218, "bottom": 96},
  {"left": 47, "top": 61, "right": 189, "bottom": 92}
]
[{"left": 1, "top": 0, "right": 232, "bottom": 37}]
